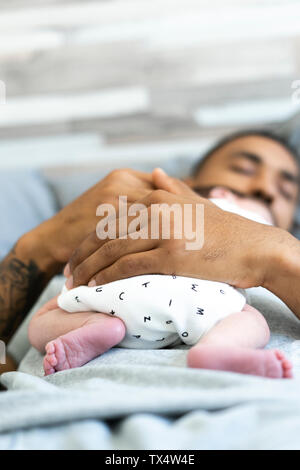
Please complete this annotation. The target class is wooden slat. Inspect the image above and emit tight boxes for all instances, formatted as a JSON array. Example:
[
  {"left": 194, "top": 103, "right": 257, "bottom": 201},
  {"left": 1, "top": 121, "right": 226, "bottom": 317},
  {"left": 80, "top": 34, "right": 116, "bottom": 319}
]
[
  {"left": 0, "top": 0, "right": 299, "bottom": 168},
  {"left": 0, "top": 132, "right": 214, "bottom": 169},
  {"left": 0, "top": 39, "right": 296, "bottom": 97},
  {"left": 0, "top": 87, "right": 150, "bottom": 127}
]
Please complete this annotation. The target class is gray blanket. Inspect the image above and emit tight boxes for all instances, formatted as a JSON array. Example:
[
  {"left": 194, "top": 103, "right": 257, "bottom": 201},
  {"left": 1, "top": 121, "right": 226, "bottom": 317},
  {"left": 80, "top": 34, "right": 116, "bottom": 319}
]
[{"left": 1, "top": 280, "right": 300, "bottom": 450}]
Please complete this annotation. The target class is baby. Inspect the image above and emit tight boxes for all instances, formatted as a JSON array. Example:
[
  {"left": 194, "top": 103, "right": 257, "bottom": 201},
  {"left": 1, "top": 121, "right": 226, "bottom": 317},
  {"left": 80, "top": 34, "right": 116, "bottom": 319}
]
[{"left": 28, "top": 186, "right": 293, "bottom": 379}]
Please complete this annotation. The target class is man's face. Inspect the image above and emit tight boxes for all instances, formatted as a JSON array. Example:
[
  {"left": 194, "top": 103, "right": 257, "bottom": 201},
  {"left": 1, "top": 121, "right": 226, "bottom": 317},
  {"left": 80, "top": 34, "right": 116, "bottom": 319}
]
[{"left": 188, "top": 135, "right": 299, "bottom": 230}]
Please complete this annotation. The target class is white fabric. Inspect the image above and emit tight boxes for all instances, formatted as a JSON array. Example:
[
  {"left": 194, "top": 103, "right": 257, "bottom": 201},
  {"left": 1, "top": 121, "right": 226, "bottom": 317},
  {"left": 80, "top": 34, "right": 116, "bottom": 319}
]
[
  {"left": 210, "top": 198, "right": 272, "bottom": 225},
  {"left": 58, "top": 275, "right": 246, "bottom": 348},
  {"left": 3, "top": 283, "right": 300, "bottom": 449},
  {"left": 58, "top": 198, "right": 268, "bottom": 349}
]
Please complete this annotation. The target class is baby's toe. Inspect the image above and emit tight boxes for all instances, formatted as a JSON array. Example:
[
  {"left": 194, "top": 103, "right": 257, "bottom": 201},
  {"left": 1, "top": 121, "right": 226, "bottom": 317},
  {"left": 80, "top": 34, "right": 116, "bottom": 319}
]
[
  {"left": 274, "top": 350, "right": 293, "bottom": 379},
  {"left": 282, "top": 359, "right": 293, "bottom": 379},
  {"left": 274, "top": 349, "right": 285, "bottom": 361},
  {"left": 46, "top": 352, "right": 57, "bottom": 367},
  {"left": 45, "top": 341, "right": 55, "bottom": 354},
  {"left": 43, "top": 357, "right": 55, "bottom": 376}
]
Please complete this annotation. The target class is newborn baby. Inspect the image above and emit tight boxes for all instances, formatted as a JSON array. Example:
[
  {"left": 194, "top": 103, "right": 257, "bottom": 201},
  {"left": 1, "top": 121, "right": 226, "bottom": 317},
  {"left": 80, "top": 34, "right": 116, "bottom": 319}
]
[{"left": 28, "top": 187, "right": 293, "bottom": 379}]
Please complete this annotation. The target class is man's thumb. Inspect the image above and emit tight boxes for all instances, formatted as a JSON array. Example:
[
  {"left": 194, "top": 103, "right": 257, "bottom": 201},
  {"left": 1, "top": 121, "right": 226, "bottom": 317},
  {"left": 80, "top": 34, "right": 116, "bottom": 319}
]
[{"left": 152, "top": 168, "right": 196, "bottom": 197}]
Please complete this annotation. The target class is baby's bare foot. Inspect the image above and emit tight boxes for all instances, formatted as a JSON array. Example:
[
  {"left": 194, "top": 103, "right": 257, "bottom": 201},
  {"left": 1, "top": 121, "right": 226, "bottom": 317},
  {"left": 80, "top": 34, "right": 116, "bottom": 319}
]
[
  {"left": 187, "top": 345, "right": 293, "bottom": 379},
  {"left": 43, "top": 316, "right": 125, "bottom": 376}
]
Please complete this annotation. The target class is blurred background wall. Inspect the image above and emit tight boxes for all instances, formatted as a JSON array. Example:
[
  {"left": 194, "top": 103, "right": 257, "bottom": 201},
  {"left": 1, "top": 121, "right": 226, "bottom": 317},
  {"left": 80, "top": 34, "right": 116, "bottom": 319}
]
[{"left": 0, "top": 0, "right": 300, "bottom": 169}]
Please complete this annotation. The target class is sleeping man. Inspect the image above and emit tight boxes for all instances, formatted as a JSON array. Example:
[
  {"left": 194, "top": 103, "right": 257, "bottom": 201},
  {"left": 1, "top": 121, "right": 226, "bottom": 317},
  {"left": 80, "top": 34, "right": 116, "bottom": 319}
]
[
  {"left": 1, "top": 130, "right": 300, "bottom": 378},
  {"left": 27, "top": 130, "right": 299, "bottom": 379}
]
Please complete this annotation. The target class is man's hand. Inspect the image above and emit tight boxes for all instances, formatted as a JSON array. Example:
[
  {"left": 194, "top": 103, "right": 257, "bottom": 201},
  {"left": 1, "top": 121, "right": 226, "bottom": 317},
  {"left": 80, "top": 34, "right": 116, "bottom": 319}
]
[
  {"left": 67, "top": 169, "right": 277, "bottom": 292},
  {"left": 0, "top": 169, "right": 154, "bottom": 344},
  {"left": 25, "top": 169, "right": 154, "bottom": 273}
]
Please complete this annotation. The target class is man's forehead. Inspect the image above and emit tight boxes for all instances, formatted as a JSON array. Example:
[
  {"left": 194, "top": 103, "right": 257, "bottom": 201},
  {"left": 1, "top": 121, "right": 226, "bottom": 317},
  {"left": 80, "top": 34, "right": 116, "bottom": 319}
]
[{"left": 216, "top": 136, "right": 299, "bottom": 174}]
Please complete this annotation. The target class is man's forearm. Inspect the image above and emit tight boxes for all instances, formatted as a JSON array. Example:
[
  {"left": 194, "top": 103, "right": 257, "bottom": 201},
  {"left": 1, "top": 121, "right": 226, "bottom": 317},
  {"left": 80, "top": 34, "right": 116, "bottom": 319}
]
[
  {"left": 263, "top": 228, "right": 300, "bottom": 319},
  {"left": 0, "top": 232, "right": 59, "bottom": 344}
]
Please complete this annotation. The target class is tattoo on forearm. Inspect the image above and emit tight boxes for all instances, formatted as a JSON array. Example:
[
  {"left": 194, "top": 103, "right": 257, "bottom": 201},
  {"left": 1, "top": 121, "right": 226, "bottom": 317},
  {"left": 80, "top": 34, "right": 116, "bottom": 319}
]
[{"left": 0, "top": 247, "right": 48, "bottom": 344}]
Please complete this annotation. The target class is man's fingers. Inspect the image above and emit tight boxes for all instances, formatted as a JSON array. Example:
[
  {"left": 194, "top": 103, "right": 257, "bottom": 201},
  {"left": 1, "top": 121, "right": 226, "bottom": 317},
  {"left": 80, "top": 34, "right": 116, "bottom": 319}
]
[
  {"left": 90, "top": 249, "right": 162, "bottom": 286},
  {"left": 152, "top": 168, "right": 196, "bottom": 197},
  {"left": 72, "top": 237, "right": 157, "bottom": 287},
  {"left": 68, "top": 169, "right": 198, "bottom": 288},
  {"left": 68, "top": 205, "right": 150, "bottom": 278},
  {"left": 152, "top": 168, "right": 176, "bottom": 192},
  {"left": 63, "top": 263, "right": 71, "bottom": 277},
  {"left": 68, "top": 231, "right": 101, "bottom": 276}
]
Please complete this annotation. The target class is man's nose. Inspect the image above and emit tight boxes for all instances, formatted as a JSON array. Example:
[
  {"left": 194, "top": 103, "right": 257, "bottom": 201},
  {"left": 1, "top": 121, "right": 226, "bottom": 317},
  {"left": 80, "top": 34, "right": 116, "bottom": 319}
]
[{"left": 248, "top": 171, "right": 276, "bottom": 204}]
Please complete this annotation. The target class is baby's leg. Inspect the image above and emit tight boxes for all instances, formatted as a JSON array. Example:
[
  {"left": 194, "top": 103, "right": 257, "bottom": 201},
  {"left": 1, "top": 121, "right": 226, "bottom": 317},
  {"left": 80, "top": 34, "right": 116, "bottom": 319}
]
[
  {"left": 28, "top": 296, "right": 125, "bottom": 375},
  {"left": 187, "top": 305, "right": 293, "bottom": 379}
]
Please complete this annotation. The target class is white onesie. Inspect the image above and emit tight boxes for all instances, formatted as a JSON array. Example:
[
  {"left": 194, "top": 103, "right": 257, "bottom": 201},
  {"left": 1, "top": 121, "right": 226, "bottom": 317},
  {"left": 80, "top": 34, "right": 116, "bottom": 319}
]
[{"left": 58, "top": 198, "right": 269, "bottom": 349}]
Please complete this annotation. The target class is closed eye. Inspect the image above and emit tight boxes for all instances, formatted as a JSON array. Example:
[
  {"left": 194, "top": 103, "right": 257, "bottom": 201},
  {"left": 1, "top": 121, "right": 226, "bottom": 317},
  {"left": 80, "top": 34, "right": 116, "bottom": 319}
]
[
  {"left": 279, "top": 182, "right": 297, "bottom": 201},
  {"left": 229, "top": 165, "right": 255, "bottom": 176}
]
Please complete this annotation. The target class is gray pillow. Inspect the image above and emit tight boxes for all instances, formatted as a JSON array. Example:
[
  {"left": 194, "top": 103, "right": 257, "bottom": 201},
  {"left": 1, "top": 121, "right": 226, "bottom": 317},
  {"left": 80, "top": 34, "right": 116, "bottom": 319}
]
[
  {"left": 44, "top": 155, "right": 198, "bottom": 209},
  {"left": 0, "top": 170, "right": 58, "bottom": 259}
]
